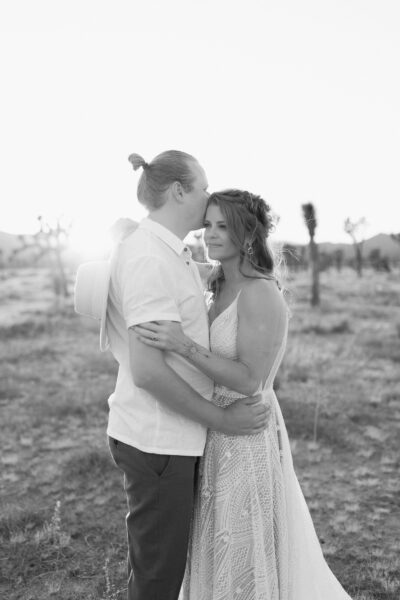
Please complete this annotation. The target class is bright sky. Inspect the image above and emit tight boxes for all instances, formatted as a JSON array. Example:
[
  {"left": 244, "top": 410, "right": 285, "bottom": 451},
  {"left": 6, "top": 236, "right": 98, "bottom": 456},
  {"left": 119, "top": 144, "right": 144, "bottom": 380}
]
[{"left": 1, "top": 0, "right": 399, "bottom": 256}]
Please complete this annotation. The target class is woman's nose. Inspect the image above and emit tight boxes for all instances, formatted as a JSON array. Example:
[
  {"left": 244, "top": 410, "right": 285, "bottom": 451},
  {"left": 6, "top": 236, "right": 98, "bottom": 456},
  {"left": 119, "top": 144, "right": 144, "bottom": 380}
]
[{"left": 206, "top": 227, "right": 217, "bottom": 238}]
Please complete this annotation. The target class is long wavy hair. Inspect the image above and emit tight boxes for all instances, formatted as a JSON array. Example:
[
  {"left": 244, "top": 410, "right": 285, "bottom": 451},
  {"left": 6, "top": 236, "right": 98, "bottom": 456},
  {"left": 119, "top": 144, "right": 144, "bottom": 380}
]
[{"left": 206, "top": 189, "right": 283, "bottom": 298}]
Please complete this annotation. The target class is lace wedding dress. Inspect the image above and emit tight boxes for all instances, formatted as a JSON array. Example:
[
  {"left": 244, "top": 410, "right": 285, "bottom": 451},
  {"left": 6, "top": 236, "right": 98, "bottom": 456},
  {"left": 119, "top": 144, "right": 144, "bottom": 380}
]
[{"left": 180, "top": 292, "right": 352, "bottom": 600}]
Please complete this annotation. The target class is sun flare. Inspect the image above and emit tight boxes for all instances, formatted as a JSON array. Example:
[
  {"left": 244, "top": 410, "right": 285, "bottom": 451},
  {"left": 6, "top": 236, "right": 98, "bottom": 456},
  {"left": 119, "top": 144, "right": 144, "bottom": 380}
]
[{"left": 68, "top": 225, "right": 113, "bottom": 260}]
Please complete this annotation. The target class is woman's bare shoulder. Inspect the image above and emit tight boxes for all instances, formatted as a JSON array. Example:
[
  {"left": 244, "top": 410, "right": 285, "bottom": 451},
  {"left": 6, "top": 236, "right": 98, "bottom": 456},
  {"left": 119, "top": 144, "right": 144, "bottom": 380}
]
[
  {"left": 238, "top": 278, "right": 286, "bottom": 316},
  {"left": 241, "top": 277, "right": 282, "bottom": 298}
]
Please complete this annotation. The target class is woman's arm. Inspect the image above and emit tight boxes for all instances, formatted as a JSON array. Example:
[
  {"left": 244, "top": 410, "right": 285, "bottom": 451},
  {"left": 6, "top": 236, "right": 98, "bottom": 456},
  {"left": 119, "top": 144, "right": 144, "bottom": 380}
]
[
  {"left": 134, "top": 279, "right": 288, "bottom": 396},
  {"left": 129, "top": 330, "right": 269, "bottom": 435}
]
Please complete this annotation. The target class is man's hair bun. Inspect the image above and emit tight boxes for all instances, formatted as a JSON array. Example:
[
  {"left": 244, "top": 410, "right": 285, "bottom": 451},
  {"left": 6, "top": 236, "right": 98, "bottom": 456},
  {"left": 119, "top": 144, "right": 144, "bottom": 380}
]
[{"left": 128, "top": 153, "right": 149, "bottom": 171}]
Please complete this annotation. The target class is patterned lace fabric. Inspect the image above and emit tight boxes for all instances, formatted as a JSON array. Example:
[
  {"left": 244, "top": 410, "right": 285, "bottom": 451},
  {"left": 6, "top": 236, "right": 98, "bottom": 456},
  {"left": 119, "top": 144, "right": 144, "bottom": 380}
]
[{"left": 179, "top": 293, "right": 353, "bottom": 600}]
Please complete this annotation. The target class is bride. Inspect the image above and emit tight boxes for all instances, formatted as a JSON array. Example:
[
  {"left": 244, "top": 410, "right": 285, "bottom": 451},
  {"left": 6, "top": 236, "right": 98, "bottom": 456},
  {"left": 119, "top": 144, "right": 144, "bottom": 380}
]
[{"left": 134, "top": 188, "right": 353, "bottom": 600}]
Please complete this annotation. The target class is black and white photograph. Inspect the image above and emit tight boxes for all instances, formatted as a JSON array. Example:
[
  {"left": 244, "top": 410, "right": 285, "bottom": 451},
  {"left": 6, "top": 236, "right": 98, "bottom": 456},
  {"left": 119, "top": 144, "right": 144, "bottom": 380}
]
[{"left": 1, "top": 2, "right": 399, "bottom": 599}]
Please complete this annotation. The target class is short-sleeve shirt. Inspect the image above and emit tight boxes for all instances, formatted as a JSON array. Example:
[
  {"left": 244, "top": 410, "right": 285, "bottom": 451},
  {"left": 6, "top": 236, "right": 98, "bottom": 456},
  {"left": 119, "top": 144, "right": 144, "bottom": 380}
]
[{"left": 106, "top": 218, "right": 213, "bottom": 456}]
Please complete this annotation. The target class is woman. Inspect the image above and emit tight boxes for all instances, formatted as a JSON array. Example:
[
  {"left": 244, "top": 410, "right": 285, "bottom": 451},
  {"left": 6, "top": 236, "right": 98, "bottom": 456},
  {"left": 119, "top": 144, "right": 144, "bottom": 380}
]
[{"left": 134, "top": 189, "right": 352, "bottom": 600}]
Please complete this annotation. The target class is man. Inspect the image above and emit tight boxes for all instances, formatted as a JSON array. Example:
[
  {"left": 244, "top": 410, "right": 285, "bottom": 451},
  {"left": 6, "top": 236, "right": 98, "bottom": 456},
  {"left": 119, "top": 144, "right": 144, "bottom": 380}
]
[{"left": 106, "top": 150, "right": 268, "bottom": 600}]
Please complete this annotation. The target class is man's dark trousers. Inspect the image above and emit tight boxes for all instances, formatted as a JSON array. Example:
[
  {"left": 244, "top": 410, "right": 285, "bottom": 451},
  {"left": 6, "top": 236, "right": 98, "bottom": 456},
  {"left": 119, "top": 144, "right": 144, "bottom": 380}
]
[{"left": 108, "top": 437, "right": 198, "bottom": 600}]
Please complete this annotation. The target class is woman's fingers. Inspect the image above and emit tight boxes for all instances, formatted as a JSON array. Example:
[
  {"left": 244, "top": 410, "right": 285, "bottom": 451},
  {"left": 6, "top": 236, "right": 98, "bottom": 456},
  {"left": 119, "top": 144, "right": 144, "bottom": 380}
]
[
  {"left": 135, "top": 323, "right": 159, "bottom": 334},
  {"left": 134, "top": 327, "right": 157, "bottom": 339},
  {"left": 137, "top": 336, "right": 156, "bottom": 345},
  {"left": 137, "top": 335, "right": 169, "bottom": 351},
  {"left": 245, "top": 393, "right": 263, "bottom": 405}
]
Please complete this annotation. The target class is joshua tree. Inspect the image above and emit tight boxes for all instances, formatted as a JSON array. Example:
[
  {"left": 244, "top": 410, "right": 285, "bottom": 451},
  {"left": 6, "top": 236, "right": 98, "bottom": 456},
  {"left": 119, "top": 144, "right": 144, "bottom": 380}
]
[
  {"left": 299, "top": 245, "right": 308, "bottom": 270},
  {"left": 301, "top": 202, "right": 320, "bottom": 306},
  {"left": 12, "top": 216, "right": 71, "bottom": 297},
  {"left": 333, "top": 248, "right": 344, "bottom": 272},
  {"left": 344, "top": 217, "right": 366, "bottom": 277}
]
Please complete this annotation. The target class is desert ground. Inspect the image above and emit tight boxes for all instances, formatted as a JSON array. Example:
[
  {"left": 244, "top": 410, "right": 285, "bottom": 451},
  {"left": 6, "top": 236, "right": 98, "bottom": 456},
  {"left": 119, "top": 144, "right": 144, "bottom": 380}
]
[{"left": 0, "top": 266, "right": 399, "bottom": 600}]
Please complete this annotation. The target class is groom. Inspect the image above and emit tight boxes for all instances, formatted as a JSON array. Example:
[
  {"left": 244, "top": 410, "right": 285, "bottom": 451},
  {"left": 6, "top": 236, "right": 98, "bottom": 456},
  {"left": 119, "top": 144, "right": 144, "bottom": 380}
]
[{"left": 106, "top": 150, "right": 268, "bottom": 600}]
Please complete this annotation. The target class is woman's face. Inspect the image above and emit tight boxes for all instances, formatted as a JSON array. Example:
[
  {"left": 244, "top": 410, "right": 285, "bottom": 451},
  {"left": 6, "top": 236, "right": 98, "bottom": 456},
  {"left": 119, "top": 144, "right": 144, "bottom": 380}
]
[{"left": 203, "top": 204, "right": 239, "bottom": 262}]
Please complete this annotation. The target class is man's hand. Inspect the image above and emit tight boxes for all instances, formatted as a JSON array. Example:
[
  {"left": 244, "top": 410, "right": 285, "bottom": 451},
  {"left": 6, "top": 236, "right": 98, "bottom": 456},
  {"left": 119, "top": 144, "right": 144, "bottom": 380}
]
[{"left": 217, "top": 394, "right": 270, "bottom": 436}]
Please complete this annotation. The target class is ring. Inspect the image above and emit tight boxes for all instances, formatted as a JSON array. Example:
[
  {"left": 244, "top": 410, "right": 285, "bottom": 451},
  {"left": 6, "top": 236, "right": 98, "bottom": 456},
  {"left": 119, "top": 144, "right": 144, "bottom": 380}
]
[{"left": 152, "top": 336, "right": 158, "bottom": 342}]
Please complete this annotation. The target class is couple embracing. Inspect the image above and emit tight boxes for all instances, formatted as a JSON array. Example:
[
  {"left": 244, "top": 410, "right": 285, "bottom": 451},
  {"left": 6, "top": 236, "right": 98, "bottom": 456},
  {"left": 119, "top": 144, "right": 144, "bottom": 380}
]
[{"left": 102, "top": 150, "right": 352, "bottom": 600}]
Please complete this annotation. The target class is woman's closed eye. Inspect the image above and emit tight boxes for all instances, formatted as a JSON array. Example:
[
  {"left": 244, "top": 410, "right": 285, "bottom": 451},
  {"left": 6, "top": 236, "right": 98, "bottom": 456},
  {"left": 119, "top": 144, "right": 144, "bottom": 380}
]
[{"left": 203, "top": 221, "right": 226, "bottom": 229}]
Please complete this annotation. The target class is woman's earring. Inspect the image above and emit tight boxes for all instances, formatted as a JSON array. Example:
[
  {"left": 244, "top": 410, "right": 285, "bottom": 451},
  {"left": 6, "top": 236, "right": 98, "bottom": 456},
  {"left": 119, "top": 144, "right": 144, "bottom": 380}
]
[{"left": 247, "top": 243, "right": 254, "bottom": 256}]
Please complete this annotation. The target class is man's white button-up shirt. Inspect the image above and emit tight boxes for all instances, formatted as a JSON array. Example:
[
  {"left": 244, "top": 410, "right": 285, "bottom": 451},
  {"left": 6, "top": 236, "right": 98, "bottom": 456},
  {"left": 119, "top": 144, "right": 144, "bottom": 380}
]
[{"left": 106, "top": 218, "right": 213, "bottom": 456}]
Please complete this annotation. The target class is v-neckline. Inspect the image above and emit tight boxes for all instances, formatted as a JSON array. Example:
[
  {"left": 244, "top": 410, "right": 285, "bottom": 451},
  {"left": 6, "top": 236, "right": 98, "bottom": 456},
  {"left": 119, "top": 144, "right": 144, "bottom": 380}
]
[{"left": 209, "top": 291, "right": 241, "bottom": 328}]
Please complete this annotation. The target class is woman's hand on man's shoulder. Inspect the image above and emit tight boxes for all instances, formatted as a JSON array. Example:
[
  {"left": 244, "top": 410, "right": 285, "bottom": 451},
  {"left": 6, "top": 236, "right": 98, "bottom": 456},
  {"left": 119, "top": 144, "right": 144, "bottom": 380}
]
[{"left": 109, "top": 218, "right": 139, "bottom": 243}]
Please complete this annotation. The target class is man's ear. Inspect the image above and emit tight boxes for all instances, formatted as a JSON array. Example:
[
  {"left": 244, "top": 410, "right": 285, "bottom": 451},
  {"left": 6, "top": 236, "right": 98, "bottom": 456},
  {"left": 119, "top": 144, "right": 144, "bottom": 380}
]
[{"left": 171, "top": 181, "right": 184, "bottom": 204}]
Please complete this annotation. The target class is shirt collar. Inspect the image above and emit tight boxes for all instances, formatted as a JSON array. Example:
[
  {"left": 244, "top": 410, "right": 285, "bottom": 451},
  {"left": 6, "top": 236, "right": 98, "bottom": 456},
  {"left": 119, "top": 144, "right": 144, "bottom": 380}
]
[{"left": 139, "top": 218, "right": 191, "bottom": 257}]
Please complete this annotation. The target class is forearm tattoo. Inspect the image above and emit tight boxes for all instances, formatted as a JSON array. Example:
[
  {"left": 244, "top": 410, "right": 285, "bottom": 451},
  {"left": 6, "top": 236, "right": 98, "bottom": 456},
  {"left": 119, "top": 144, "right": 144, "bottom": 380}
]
[{"left": 182, "top": 339, "right": 211, "bottom": 360}]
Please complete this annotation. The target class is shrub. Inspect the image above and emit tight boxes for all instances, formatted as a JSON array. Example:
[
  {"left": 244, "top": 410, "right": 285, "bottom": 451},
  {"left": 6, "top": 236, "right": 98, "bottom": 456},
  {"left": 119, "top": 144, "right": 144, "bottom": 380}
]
[{"left": 301, "top": 320, "right": 351, "bottom": 335}]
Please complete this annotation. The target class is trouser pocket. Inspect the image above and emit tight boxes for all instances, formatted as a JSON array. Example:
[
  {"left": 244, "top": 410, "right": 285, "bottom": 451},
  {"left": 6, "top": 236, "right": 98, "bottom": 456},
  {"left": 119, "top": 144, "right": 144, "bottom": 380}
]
[
  {"left": 108, "top": 437, "right": 173, "bottom": 477},
  {"left": 144, "top": 452, "right": 172, "bottom": 477},
  {"left": 108, "top": 436, "right": 121, "bottom": 469}
]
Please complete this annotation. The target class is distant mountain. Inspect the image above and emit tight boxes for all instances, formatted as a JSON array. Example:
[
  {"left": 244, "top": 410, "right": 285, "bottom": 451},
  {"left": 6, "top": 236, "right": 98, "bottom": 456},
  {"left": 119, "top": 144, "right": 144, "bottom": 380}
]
[
  {"left": 363, "top": 233, "right": 400, "bottom": 259},
  {"left": 284, "top": 233, "right": 400, "bottom": 260}
]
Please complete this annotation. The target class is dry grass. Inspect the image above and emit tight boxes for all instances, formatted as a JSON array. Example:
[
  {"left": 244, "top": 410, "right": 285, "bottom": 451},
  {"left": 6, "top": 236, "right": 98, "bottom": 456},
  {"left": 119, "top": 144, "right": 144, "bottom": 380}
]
[{"left": 1, "top": 266, "right": 399, "bottom": 599}]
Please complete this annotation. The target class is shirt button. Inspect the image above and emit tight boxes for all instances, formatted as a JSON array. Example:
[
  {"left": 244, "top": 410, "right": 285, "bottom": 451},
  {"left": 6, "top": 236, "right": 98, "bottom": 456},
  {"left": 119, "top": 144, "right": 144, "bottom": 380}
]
[
  {"left": 184, "top": 247, "right": 188, "bottom": 252},
  {"left": 186, "top": 261, "right": 190, "bottom": 265}
]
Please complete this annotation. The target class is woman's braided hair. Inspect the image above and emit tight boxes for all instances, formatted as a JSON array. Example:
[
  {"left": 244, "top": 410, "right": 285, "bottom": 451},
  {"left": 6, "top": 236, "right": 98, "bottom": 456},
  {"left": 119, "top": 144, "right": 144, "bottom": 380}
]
[{"left": 206, "top": 189, "right": 281, "bottom": 297}]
